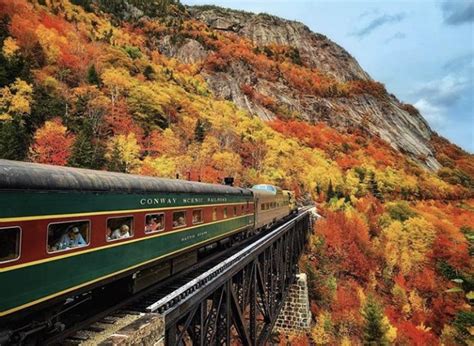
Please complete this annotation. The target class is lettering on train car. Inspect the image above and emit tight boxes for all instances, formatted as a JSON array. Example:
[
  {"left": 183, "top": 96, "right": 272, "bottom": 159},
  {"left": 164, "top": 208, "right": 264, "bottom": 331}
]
[
  {"left": 139, "top": 196, "right": 229, "bottom": 206},
  {"left": 139, "top": 198, "right": 178, "bottom": 205}
]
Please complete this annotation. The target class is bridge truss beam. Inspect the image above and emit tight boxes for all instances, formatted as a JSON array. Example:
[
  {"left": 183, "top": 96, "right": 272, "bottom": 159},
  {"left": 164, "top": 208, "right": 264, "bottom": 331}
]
[{"left": 156, "top": 210, "right": 313, "bottom": 346}]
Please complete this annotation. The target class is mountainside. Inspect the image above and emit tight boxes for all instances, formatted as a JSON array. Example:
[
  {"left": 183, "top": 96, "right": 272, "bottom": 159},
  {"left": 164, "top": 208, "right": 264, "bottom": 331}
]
[
  {"left": 0, "top": 1, "right": 473, "bottom": 344},
  {"left": 182, "top": 6, "right": 438, "bottom": 170}
]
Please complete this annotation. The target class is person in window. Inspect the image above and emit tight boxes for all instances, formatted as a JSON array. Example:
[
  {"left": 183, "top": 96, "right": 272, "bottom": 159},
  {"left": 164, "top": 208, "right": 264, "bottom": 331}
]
[
  {"left": 54, "top": 227, "right": 86, "bottom": 251},
  {"left": 110, "top": 224, "right": 130, "bottom": 240},
  {"left": 173, "top": 216, "right": 186, "bottom": 227},
  {"left": 145, "top": 216, "right": 162, "bottom": 232},
  {"left": 192, "top": 212, "right": 201, "bottom": 224}
]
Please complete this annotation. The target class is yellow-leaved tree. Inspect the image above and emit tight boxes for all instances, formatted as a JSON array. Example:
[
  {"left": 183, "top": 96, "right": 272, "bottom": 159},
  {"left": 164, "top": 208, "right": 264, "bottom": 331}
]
[
  {"left": 2, "top": 37, "right": 20, "bottom": 59},
  {"left": 0, "top": 78, "right": 33, "bottom": 121},
  {"left": 105, "top": 133, "right": 141, "bottom": 173},
  {"left": 381, "top": 216, "right": 436, "bottom": 275}
]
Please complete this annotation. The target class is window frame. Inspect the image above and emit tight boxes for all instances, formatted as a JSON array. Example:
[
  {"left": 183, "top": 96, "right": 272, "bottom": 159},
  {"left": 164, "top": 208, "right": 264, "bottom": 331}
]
[
  {"left": 223, "top": 207, "right": 228, "bottom": 219},
  {"left": 192, "top": 209, "right": 204, "bottom": 225},
  {"left": 0, "top": 226, "right": 22, "bottom": 264},
  {"left": 47, "top": 220, "right": 91, "bottom": 254},
  {"left": 106, "top": 215, "right": 135, "bottom": 242},
  {"left": 144, "top": 212, "right": 165, "bottom": 234},
  {"left": 172, "top": 210, "right": 188, "bottom": 229}
]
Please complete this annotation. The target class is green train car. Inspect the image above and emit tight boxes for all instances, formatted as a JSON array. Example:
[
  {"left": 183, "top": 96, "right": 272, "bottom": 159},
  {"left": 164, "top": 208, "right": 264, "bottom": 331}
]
[
  {"left": 0, "top": 160, "right": 256, "bottom": 323},
  {"left": 0, "top": 160, "right": 295, "bottom": 343}
]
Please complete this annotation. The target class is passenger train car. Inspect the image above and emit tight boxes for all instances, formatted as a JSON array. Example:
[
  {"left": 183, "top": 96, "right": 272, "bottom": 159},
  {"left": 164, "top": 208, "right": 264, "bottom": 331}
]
[{"left": 0, "top": 160, "right": 295, "bottom": 337}]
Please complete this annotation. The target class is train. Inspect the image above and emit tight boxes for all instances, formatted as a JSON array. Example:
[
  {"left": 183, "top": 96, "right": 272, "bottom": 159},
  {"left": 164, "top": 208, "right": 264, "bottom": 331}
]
[{"left": 0, "top": 159, "right": 297, "bottom": 339}]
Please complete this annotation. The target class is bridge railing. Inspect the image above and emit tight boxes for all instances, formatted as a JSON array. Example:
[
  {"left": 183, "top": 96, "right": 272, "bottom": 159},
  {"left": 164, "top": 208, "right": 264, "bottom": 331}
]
[{"left": 147, "top": 207, "right": 315, "bottom": 346}]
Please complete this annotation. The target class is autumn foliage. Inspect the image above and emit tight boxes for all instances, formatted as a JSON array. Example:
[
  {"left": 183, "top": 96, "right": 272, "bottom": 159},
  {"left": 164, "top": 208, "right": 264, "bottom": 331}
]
[
  {"left": 0, "top": 1, "right": 473, "bottom": 344},
  {"left": 29, "top": 118, "right": 74, "bottom": 165}
]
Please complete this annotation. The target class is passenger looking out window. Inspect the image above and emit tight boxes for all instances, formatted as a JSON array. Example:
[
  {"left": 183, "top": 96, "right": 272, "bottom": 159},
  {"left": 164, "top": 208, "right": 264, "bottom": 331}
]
[
  {"left": 173, "top": 211, "right": 187, "bottom": 228},
  {"left": 0, "top": 227, "right": 20, "bottom": 262},
  {"left": 145, "top": 214, "right": 164, "bottom": 233},
  {"left": 107, "top": 217, "right": 133, "bottom": 241},
  {"left": 192, "top": 210, "right": 203, "bottom": 224},
  {"left": 48, "top": 221, "right": 89, "bottom": 252}
]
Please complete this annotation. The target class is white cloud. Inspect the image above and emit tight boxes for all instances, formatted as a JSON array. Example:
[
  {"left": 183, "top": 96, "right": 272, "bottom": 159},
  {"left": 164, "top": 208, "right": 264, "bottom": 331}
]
[
  {"left": 411, "top": 73, "right": 472, "bottom": 130},
  {"left": 412, "top": 74, "right": 471, "bottom": 107},
  {"left": 413, "top": 98, "right": 445, "bottom": 127}
]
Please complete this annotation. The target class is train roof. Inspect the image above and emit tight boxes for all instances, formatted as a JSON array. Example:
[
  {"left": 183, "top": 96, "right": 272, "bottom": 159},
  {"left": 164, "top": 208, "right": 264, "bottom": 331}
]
[
  {"left": 251, "top": 184, "right": 282, "bottom": 194},
  {"left": 0, "top": 160, "right": 251, "bottom": 195}
]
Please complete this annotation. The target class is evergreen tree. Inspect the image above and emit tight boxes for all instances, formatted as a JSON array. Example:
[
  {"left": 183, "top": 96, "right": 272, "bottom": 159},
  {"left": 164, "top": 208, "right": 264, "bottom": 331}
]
[
  {"left": 68, "top": 123, "right": 105, "bottom": 169},
  {"left": 369, "top": 172, "right": 384, "bottom": 201},
  {"left": 326, "top": 180, "right": 335, "bottom": 201},
  {"left": 106, "top": 143, "right": 126, "bottom": 173},
  {"left": 143, "top": 65, "right": 155, "bottom": 81},
  {"left": 0, "top": 119, "right": 29, "bottom": 160},
  {"left": 194, "top": 118, "right": 206, "bottom": 143},
  {"left": 87, "top": 64, "right": 101, "bottom": 86},
  {"left": 362, "top": 295, "right": 388, "bottom": 345}
]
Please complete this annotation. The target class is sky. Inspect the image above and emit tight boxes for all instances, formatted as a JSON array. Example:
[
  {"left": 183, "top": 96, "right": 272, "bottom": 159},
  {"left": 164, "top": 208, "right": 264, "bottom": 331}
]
[{"left": 183, "top": 0, "right": 474, "bottom": 153}]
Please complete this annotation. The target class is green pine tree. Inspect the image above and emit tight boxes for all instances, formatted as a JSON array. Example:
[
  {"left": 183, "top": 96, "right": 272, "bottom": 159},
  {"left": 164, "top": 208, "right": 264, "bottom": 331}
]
[
  {"left": 326, "top": 180, "right": 335, "bottom": 202},
  {"left": 369, "top": 172, "right": 384, "bottom": 201},
  {"left": 0, "top": 119, "right": 29, "bottom": 160},
  {"left": 87, "top": 64, "right": 101, "bottom": 86},
  {"left": 194, "top": 118, "right": 206, "bottom": 143},
  {"left": 143, "top": 65, "right": 155, "bottom": 81},
  {"left": 106, "top": 143, "right": 126, "bottom": 173},
  {"left": 362, "top": 295, "right": 388, "bottom": 346},
  {"left": 68, "top": 124, "right": 105, "bottom": 169}
]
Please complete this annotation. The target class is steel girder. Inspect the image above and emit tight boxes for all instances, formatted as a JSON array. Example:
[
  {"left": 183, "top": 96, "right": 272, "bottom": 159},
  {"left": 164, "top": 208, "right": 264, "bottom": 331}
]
[{"left": 164, "top": 212, "right": 312, "bottom": 346}]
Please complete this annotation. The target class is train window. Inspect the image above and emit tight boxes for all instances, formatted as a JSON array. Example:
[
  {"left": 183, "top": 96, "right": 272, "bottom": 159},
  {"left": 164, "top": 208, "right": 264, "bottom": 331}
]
[
  {"left": 48, "top": 221, "right": 90, "bottom": 253},
  {"left": 241, "top": 205, "right": 245, "bottom": 213},
  {"left": 173, "top": 211, "right": 187, "bottom": 228},
  {"left": 107, "top": 217, "right": 133, "bottom": 241},
  {"left": 234, "top": 206, "right": 237, "bottom": 216},
  {"left": 145, "top": 213, "right": 165, "bottom": 234},
  {"left": 212, "top": 208, "right": 217, "bottom": 221},
  {"left": 0, "top": 227, "right": 21, "bottom": 262},
  {"left": 192, "top": 210, "right": 203, "bottom": 224},
  {"left": 223, "top": 208, "right": 228, "bottom": 218}
]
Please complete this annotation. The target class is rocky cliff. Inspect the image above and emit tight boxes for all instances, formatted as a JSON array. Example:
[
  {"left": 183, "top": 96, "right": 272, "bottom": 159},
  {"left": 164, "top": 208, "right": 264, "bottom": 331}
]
[{"left": 157, "top": 6, "right": 440, "bottom": 170}]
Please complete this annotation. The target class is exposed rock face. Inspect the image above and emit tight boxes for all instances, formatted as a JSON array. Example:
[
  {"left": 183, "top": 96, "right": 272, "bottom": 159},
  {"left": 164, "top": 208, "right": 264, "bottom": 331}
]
[
  {"left": 161, "top": 6, "right": 440, "bottom": 170},
  {"left": 189, "top": 7, "right": 370, "bottom": 82}
]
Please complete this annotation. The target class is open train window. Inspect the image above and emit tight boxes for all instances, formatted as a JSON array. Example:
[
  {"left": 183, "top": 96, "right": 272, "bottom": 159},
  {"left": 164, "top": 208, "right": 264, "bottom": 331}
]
[
  {"left": 0, "top": 227, "right": 21, "bottom": 263},
  {"left": 107, "top": 216, "right": 133, "bottom": 241},
  {"left": 192, "top": 210, "right": 203, "bottom": 224},
  {"left": 234, "top": 206, "right": 237, "bottom": 216},
  {"left": 223, "top": 208, "right": 228, "bottom": 218},
  {"left": 212, "top": 208, "right": 217, "bottom": 221},
  {"left": 145, "top": 213, "right": 165, "bottom": 234},
  {"left": 173, "top": 211, "right": 187, "bottom": 228},
  {"left": 48, "top": 221, "right": 90, "bottom": 253}
]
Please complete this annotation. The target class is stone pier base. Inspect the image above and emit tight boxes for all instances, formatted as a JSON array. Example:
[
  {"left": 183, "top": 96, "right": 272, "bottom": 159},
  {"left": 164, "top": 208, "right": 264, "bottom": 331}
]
[{"left": 273, "top": 273, "right": 311, "bottom": 335}]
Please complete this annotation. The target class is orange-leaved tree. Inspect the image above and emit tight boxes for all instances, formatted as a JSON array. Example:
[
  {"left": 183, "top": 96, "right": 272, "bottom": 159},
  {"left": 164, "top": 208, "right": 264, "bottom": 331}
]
[{"left": 29, "top": 118, "right": 74, "bottom": 165}]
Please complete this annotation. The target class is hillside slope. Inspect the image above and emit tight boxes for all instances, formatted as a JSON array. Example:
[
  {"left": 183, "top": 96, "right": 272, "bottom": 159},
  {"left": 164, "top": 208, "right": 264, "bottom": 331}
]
[{"left": 0, "top": 1, "right": 473, "bottom": 344}]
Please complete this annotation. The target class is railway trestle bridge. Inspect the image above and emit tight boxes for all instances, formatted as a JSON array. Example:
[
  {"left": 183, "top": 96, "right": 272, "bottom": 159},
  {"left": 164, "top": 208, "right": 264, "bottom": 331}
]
[{"left": 145, "top": 207, "right": 315, "bottom": 346}]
